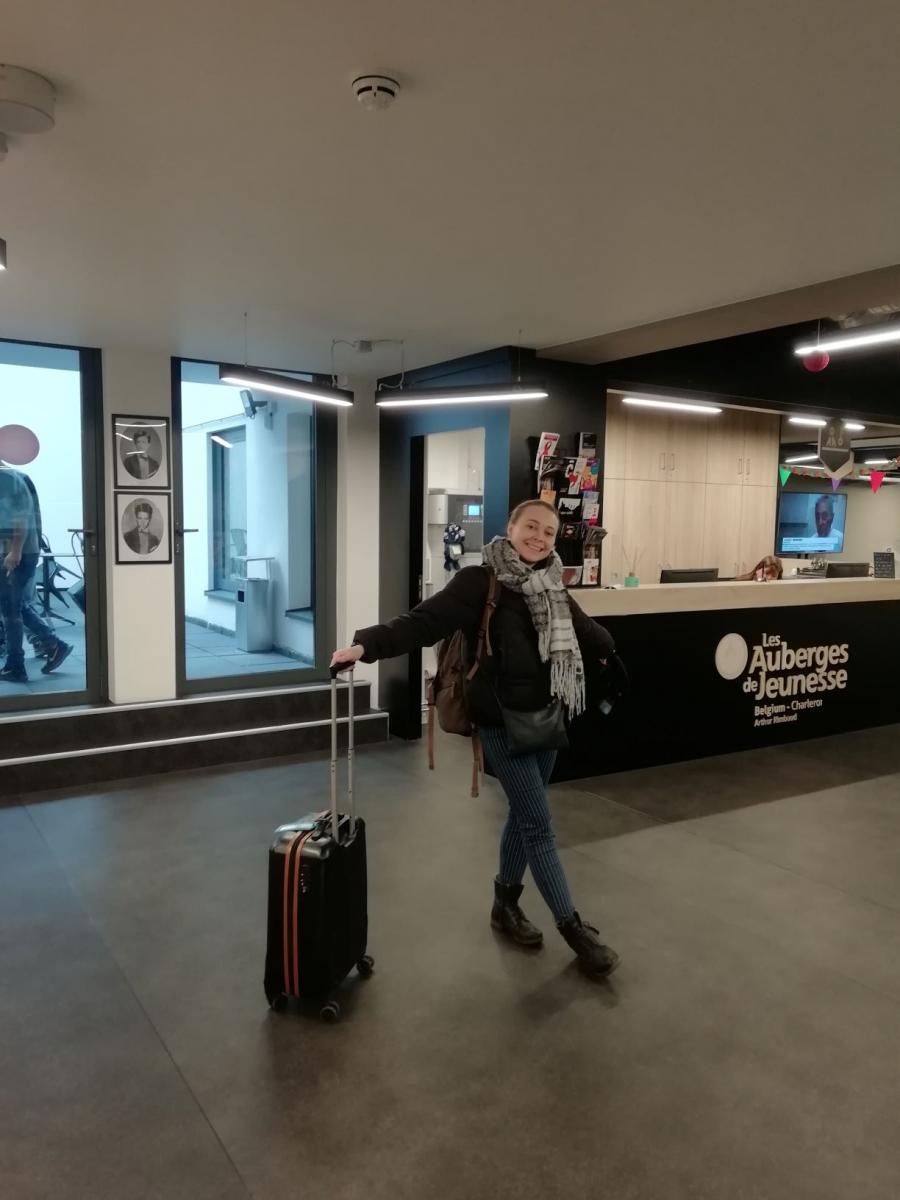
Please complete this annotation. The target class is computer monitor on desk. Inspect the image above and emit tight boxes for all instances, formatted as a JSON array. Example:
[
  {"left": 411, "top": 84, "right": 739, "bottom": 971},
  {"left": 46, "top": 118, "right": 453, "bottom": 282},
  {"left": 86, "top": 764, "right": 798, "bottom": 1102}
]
[
  {"left": 824, "top": 562, "right": 870, "bottom": 579},
  {"left": 659, "top": 567, "right": 720, "bottom": 584}
]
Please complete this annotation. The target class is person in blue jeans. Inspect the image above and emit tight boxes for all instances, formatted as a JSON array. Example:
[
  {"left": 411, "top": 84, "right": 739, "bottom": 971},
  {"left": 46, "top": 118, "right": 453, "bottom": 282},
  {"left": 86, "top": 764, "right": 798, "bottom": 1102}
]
[
  {"left": 332, "top": 499, "right": 620, "bottom": 979},
  {"left": 0, "top": 466, "right": 72, "bottom": 683}
]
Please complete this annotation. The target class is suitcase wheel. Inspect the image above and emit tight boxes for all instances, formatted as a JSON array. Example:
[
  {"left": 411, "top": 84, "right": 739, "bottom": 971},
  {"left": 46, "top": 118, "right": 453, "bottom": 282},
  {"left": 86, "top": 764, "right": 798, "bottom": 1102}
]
[
  {"left": 357, "top": 955, "right": 375, "bottom": 978},
  {"left": 320, "top": 1000, "right": 341, "bottom": 1024},
  {"left": 266, "top": 990, "right": 288, "bottom": 1012}
]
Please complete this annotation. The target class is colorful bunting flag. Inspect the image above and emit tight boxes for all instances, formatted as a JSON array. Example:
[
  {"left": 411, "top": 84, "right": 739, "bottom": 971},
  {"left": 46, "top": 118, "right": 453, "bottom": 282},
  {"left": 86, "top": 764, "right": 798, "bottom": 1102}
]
[
  {"left": 778, "top": 466, "right": 791, "bottom": 487},
  {"left": 831, "top": 476, "right": 841, "bottom": 491},
  {"left": 870, "top": 470, "right": 886, "bottom": 493}
]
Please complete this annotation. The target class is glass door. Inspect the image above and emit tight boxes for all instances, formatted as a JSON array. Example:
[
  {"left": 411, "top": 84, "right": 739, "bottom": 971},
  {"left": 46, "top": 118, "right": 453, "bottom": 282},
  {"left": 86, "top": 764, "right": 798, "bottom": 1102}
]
[
  {"left": 172, "top": 358, "right": 332, "bottom": 694},
  {"left": 0, "top": 339, "right": 103, "bottom": 711}
]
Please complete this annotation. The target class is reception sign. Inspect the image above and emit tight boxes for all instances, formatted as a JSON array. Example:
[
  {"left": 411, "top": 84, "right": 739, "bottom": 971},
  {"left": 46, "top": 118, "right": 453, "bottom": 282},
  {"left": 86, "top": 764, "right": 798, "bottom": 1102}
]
[{"left": 559, "top": 600, "right": 900, "bottom": 779}]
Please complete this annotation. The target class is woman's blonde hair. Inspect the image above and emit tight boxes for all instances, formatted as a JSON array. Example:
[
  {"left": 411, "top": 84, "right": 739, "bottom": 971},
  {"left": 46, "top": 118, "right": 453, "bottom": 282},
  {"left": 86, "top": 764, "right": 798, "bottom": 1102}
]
[{"left": 508, "top": 499, "right": 560, "bottom": 526}]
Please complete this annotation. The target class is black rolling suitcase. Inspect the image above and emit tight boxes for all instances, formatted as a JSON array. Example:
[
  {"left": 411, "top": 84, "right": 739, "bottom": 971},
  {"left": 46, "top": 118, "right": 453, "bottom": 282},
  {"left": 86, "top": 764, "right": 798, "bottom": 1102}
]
[{"left": 264, "top": 666, "right": 372, "bottom": 1022}]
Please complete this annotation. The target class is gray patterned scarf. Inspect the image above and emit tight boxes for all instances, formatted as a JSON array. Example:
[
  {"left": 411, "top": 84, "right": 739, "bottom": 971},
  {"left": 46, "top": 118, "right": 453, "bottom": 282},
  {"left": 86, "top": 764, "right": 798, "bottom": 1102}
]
[{"left": 482, "top": 536, "right": 585, "bottom": 716}]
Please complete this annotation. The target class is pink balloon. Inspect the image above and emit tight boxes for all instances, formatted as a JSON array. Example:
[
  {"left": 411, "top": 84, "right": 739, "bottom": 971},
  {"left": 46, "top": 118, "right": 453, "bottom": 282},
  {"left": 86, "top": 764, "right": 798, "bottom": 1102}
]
[
  {"left": 802, "top": 350, "right": 830, "bottom": 373},
  {"left": 0, "top": 424, "right": 40, "bottom": 465}
]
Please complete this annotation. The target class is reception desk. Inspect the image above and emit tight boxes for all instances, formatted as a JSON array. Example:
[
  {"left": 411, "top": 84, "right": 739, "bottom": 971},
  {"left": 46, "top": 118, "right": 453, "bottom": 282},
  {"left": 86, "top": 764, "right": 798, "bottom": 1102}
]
[{"left": 557, "top": 577, "right": 900, "bottom": 779}]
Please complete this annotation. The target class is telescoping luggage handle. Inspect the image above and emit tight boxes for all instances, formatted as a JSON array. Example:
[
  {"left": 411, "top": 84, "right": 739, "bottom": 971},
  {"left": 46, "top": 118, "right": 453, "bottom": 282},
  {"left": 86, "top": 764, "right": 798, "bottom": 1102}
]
[{"left": 329, "top": 664, "right": 355, "bottom": 841}]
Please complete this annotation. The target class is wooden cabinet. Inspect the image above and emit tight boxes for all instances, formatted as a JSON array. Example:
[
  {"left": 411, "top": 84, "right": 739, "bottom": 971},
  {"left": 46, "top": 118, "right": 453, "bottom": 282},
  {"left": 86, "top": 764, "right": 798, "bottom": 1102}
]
[
  {"left": 741, "top": 412, "right": 780, "bottom": 485},
  {"left": 666, "top": 415, "right": 710, "bottom": 483},
  {"left": 737, "top": 485, "right": 778, "bottom": 574},
  {"left": 601, "top": 395, "right": 778, "bottom": 581},
  {"left": 702, "top": 484, "right": 744, "bottom": 576},
  {"left": 622, "top": 480, "right": 666, "bottom": 582},
  {"left": 599, "top": 477, "right": 625, "bottom": 586},
  {"left": 664, "top": 482, "right": 707, "bottom": 570},
  {"left": 622, "top": 405, "right": 669, "bottom": 481},
  {"left": 603, "top": 400, "right": 627, "bottom": 480},
  {"left": 705, "top": 409, "right": 746, "bottom": 484}
]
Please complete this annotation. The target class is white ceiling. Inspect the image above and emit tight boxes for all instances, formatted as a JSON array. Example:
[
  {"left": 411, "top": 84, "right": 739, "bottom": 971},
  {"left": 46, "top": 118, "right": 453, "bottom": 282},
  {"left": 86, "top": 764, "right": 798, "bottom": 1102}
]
[{"left": 2, "top": 0, "right": 900, "bottom": 376}]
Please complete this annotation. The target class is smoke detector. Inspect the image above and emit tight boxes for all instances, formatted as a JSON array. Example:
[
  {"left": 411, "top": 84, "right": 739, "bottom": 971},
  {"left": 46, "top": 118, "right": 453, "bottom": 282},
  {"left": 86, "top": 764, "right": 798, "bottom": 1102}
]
[
  {"left": 352, "top": 75, "right": 400, "bottom": 112},
  {"left": 0, "top": 65, "right": 55, "bottom": 133}
]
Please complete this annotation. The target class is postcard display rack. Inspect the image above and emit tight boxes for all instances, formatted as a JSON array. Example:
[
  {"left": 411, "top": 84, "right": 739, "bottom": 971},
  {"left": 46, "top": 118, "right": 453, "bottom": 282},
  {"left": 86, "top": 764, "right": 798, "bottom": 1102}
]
[{"left": 533, "top": 431, "right": 605, "bottom": 587}]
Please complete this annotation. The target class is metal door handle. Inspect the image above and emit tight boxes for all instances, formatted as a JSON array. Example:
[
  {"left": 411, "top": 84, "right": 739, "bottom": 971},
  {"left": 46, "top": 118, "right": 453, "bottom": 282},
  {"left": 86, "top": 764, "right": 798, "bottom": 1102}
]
[
  {"left": 659, "top": 452, "right": 666, "bottom": 471},
  {"left": 738, "top": 457, "right": 743, "bottom": 475},
  {"left": 67, "top": 528, "right": 96, "bottom": 535},
  {"left": 669, "top": 453, "right": 675, "bottom": 472},
  {"left": 175, "top": 527, "right": 199, "bottom": 535},
  {"left": 745, "top": 458, "right": 751, "bottom": 478}
]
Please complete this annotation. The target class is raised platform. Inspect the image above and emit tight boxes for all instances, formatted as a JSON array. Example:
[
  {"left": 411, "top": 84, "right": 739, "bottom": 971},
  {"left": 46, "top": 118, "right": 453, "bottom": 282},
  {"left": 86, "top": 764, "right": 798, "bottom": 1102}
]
[{"left": 0, "top": 681, "right": 389, "bottom": 797}]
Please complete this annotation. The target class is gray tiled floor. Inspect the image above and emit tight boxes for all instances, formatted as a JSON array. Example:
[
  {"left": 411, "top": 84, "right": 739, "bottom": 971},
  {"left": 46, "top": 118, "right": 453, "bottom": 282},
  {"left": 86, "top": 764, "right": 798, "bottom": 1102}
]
[
  {"left": 6, "top": 724, "right": 900, "bottom": 1198},
  {"left": 0, "top": 609, "right": 86, "bottom": 700},
  {"left": 185, "top": 623, "right": 310, "bottom": 680}
]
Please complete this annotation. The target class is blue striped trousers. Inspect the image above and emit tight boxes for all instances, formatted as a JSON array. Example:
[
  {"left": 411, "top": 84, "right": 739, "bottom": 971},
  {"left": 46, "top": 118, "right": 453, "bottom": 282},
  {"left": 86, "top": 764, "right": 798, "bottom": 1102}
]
[{"left": 479, "top": 725, "right": 576, "bottom": 923}]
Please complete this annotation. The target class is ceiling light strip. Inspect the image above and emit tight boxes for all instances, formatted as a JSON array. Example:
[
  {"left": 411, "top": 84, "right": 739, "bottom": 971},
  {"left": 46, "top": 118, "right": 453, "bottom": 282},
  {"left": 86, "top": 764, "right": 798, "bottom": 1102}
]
[
  {"left": 218, "top": 364, "right": 353, "bottom": 407},
  {"left": 795, "top": 327, "right": 900, "bottom": 356},
  {"left": 622, "top": 396, "right": 721, "bottom": 415},
  {"left": 376, "top": 384, "right": 548, "bottom": 408}
]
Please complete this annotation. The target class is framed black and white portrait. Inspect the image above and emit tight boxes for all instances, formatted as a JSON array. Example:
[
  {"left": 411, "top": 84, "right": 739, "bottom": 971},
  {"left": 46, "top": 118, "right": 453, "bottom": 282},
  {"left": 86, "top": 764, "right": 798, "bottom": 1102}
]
[
  {"left": 115, "top": 491, "right": 172, "bottom": 564},
  {"left": 113, "top": 415, "right": 171, "bottom": 489}
]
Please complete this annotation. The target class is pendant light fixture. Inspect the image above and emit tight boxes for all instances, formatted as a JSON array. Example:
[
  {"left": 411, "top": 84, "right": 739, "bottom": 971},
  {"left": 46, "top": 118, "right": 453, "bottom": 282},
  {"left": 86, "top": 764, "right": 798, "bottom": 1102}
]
[
  {"left": 375, "top": 336, "right": 548, "bottom": 408},
  {"left": 794, "top": 324, "right": 900, "bottom": 357},
  {"left": 219, "top": 311, "right": 353, "bottom": 407},
  {"left": 376, "top": 383, "right": 548, "bottom": 408},
  {"left": 218, "top": 364, "right": 353, "bottom": 407}
]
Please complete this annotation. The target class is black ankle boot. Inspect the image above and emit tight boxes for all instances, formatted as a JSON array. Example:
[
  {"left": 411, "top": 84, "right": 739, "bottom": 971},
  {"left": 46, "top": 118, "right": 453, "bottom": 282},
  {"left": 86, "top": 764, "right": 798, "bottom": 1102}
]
[
  {"left": 491, "top": 879, "right": 543, "bottom": 947},
  {"left": 557, "top": 912, "right": 620, "bottom": 978}
]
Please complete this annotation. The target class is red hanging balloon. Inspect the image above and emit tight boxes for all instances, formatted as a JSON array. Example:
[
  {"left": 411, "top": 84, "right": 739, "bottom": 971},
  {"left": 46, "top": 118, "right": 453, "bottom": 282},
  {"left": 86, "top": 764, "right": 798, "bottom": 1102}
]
[{"left": 802, "top": 350, "right": 830, "bottom": 373}]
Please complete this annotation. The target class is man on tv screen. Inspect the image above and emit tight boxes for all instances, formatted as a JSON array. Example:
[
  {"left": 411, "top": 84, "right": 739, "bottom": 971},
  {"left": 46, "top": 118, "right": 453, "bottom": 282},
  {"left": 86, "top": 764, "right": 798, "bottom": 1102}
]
[{"left": 813, "top": 494, "right": 843, "bottom": 551}]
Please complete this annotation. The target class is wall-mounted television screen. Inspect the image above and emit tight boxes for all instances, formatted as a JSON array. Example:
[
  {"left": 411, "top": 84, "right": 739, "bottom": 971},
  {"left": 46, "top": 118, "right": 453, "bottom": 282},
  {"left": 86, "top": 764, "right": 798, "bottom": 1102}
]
[{"left": 776, "top": 491, "right": 847, "bottom": 555}]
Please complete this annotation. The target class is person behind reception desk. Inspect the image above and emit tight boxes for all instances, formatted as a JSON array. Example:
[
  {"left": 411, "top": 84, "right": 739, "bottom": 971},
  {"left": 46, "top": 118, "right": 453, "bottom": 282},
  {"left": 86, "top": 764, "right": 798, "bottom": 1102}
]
[{"left": 736, "top": 556, "right": 783, "bottom": 582}]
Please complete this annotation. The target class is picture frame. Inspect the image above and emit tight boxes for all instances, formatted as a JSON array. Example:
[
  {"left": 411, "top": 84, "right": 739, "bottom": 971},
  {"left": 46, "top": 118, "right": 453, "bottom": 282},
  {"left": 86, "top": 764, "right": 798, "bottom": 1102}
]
[
  {"left": 112, "top": 414, "right": 171, "bottom": 490},
  {"left": 115, "top": 490, "right": 172, "bottom": 565}
]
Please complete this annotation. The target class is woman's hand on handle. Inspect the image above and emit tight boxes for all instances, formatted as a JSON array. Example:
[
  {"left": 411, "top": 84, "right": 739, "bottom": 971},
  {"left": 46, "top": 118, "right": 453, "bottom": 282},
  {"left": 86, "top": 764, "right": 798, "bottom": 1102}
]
[{"left": 330, "top": 644, "right": 365, "bottom": 674}]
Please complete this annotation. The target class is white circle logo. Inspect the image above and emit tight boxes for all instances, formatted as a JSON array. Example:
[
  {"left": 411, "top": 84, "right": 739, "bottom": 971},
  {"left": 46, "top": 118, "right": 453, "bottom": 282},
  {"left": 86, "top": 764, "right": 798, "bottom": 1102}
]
[{"left": 715, "top": 633, "right": 749, "bottom": 680}]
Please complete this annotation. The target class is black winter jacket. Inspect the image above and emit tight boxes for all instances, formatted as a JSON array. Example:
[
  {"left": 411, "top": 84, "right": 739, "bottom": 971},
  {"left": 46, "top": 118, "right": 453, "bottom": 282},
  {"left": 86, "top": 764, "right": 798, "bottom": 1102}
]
[{"left": 354, "top": 566, "right": 615, "bottom": 727}]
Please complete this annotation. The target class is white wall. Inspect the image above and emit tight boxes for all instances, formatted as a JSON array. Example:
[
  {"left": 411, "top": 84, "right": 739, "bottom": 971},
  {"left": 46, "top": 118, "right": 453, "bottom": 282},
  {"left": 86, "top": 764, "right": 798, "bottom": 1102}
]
[
  {"left": 337, "top": 377, "right": 380, "bottom": 691},
  {"left": 103, "top": 348, "right": 176, "bottom": 704}
]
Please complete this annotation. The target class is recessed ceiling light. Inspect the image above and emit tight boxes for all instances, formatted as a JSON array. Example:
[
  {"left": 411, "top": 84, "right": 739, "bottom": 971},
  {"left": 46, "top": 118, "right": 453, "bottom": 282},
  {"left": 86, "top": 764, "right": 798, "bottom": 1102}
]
[
  {"left": 0, "top": 238, "right": 6, "bottom": 271},
  {"left": 843, "top": 422, "right": 866, "bottom": 432},
  {"left": 788, "top": 417, "right": 826, "bottom": 428},
  {"left": 785, "top": 454, "right": 820, "bottom": 463},
  {"left": 864, "top": 458, "right": 891, "bottom": 465}
]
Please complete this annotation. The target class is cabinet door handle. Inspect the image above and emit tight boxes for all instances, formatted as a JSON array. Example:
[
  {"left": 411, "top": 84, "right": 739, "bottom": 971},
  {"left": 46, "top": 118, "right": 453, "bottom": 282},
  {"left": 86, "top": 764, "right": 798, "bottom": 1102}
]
[
  {"left": 745, "top": 457, "right": 751, "bottom": 478},
  {"left": 669, "top": 453, "right": 675, "bottom": 472},
  {"left": 659, "top": 452, "right": 666, "bottom": 472},
  {"left": 738, "top": 457, "right": 743, "bottom": 475}
]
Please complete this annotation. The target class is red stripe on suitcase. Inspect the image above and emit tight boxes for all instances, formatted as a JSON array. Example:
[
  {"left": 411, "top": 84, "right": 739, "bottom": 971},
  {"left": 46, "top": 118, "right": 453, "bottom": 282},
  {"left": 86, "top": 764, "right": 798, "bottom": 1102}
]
[{"left": 282, "top": 834, "right": 301, "bottom": 994}]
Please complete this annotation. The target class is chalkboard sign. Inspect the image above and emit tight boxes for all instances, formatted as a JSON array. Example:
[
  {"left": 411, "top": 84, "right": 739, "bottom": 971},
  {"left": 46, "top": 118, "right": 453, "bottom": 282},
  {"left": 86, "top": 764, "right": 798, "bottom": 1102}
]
[{"left": 874, "top": 551, "right": 895, "bottom": 579}]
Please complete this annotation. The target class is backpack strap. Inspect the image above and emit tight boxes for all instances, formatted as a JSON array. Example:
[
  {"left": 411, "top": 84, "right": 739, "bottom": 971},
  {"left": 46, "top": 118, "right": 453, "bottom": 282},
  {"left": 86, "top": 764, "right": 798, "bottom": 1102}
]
[
  {"left": 470, "top": 731, "right": 484, "bottom": 798},
  {"left": 466, "top": 570, "right": 499, "bottom": 682}
]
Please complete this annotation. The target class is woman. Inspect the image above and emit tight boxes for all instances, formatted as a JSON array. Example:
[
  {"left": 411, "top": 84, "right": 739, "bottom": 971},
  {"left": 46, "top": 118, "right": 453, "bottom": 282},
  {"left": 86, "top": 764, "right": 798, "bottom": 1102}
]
[
  {"left": 331, "top": 500, "right": 620, "bottom": 979},
  {"left": 737, "top": 555, "right": 783, "bottom": 582}
]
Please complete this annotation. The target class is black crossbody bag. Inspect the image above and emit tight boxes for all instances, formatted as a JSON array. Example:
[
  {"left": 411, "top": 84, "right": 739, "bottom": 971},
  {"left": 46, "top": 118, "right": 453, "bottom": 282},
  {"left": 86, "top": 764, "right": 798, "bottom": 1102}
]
[{"left": 499, "top": 697, "right": 568, "bottom": 756}]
